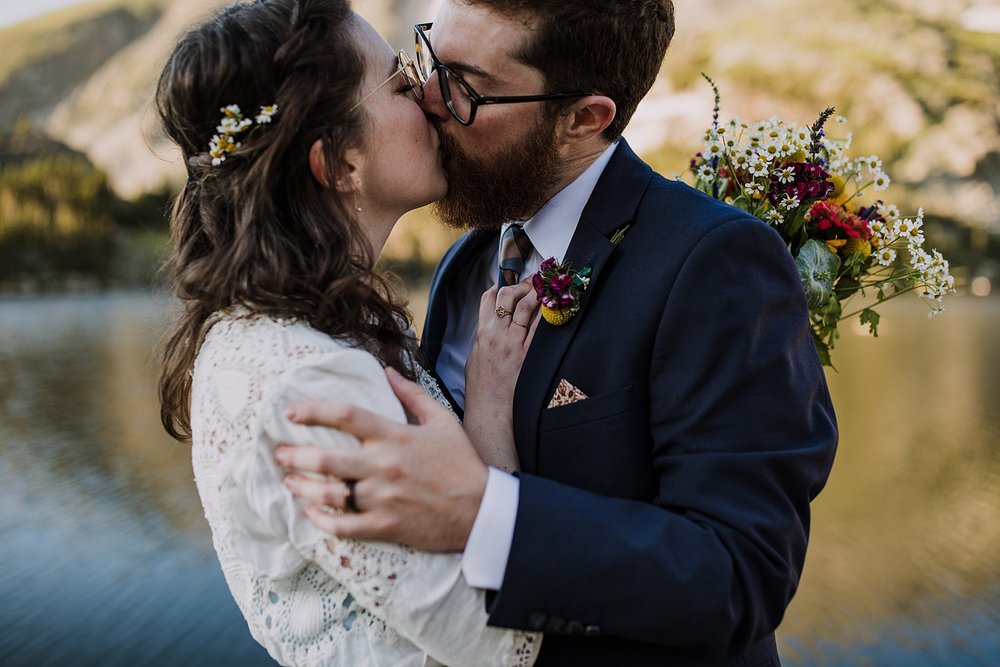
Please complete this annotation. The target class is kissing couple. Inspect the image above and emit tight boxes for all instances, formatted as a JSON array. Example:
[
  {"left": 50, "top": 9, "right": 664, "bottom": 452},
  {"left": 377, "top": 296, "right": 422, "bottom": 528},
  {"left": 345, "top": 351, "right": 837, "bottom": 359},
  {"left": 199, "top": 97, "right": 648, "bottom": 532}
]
[{"left": 156, "top": 0, "right": 838, "bottom": 665}]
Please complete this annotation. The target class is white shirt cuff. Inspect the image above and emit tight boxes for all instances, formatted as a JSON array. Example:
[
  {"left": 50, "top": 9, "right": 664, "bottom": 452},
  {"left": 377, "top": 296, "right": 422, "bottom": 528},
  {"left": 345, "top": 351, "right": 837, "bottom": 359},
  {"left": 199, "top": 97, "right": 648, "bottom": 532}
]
[{"left": 461, "top": 467, "right": 519, "bottom": 591}]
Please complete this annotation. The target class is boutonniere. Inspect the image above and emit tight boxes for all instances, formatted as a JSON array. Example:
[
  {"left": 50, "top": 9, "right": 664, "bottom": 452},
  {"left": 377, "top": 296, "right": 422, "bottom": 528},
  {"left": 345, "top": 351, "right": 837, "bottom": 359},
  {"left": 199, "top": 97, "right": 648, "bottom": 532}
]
[{"left": 532, "top": 257, "right": 592, "bottom": 326}]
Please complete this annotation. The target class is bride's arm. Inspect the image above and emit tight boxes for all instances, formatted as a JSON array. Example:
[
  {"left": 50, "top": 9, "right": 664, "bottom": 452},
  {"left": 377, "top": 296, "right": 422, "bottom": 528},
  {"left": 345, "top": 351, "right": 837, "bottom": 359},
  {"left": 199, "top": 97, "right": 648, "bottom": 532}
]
[
  {"left": 462, "top": 282, "right": 540, "bottom": 472},
  {"left": 231, "top": 348, "right": 539, "bottom": 667}
]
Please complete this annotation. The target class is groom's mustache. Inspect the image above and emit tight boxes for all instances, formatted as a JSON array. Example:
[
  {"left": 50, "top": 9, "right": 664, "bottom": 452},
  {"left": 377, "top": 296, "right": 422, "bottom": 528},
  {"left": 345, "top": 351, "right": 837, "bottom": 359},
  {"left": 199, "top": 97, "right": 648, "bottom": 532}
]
[{"left": 433, "top": 122, "right": 460, "bottom": 174}]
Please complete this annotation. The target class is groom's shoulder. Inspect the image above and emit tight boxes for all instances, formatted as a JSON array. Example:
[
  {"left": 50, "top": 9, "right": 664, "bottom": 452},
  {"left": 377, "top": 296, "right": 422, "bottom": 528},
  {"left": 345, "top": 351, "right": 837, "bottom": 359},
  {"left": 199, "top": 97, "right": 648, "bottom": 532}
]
[
  {"left": 630, "top": 164, "right": 778, "bottom": 250},
  {"left": 604, "top": 143, "right": 767, "bottom": 241},
  {"left": 435, "top": 229, "right": 488, "bottom": 274},
  {"left": 647, "top": 170, "right": 757, "bottom": 227},
  {"left": 441, "top": 230, "right": 474, "bottom": 263},
  {"left": 428, "top": 229, "right": 495, "bottom": 293}
]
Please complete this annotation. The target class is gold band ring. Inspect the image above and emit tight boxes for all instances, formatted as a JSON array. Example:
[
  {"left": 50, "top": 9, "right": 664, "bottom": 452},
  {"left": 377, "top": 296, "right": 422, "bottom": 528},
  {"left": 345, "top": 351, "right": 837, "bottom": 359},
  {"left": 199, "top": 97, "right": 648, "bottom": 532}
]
[
  {"left": 495, "top": 306, "right": 511, "bottom": 319},
  {"left": 512, "top": 320, "right": 528, "bottom": 328}
]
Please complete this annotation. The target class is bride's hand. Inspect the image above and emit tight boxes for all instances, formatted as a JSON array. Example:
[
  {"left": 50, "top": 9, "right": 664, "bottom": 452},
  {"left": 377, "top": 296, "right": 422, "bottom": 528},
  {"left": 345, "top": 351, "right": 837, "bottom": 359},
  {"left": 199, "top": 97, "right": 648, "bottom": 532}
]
[{"left": 463, "top": 280, "right": 540, "bottom": 472}]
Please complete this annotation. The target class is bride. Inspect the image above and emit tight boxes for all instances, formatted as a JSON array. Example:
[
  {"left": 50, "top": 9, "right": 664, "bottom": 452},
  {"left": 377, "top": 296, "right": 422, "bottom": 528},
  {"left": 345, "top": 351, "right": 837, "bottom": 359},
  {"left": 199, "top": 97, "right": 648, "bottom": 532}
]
[{"left": 155, "top": 0, "right": 539, "bottom": 665}]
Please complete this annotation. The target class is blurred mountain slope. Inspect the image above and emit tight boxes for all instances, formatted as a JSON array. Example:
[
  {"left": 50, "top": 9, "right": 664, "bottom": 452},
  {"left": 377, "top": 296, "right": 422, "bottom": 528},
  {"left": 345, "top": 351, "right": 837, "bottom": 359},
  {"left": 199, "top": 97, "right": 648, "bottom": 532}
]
[
  {"left": 0, "top": 0, "right": 164, "bottom": 130},
  {"left": 1, "top": 0, "right": 440, "bottom": 199},
  {"left": 44, "top": 0, "right": 230, "bottom": 199},
  {"left": 0, "top": 0, "right": 996, "bottom": 268}
]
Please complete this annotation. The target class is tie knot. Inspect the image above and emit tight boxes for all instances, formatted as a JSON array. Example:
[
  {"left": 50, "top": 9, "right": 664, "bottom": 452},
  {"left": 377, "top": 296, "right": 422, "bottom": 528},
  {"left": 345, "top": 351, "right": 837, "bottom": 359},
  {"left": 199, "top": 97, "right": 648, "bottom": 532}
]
[{"left": 498, "top": 224, "right": 534, "bottom": 287}]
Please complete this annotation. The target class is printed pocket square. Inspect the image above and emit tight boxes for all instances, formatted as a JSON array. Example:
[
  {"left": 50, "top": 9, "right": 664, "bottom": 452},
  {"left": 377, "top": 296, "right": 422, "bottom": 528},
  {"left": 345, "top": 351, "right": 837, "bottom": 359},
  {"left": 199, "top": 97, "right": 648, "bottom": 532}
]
[{"left": 547, "top": 379, "right": 589, "bottom": 408}]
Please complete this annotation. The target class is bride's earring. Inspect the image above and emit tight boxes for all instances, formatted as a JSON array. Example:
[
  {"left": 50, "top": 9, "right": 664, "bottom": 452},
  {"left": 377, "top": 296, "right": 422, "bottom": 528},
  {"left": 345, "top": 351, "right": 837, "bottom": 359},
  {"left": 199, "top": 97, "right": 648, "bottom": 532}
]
[{"left": 354, "top": 191, "right": 362, "bottom": 213}]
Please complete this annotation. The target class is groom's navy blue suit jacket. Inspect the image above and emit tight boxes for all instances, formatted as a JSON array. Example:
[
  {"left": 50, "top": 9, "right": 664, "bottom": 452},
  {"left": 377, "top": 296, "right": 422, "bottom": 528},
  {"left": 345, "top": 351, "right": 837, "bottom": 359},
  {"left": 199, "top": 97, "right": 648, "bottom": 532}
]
[{"left": 421, "top": 141, "right": 838, "bottom": 666}]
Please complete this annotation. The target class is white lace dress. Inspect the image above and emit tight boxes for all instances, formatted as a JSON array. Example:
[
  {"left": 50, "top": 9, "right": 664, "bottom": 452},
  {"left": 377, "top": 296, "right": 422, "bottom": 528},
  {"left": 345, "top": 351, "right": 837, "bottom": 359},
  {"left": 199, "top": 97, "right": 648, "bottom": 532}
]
[{"left": 190, "top": 311, "right": 539, "bottom": 667}]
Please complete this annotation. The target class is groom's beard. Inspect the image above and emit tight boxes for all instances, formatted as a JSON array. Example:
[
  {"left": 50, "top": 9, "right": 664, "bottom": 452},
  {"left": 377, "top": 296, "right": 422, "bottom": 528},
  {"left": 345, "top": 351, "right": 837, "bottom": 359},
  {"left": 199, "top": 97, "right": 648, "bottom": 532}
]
[{"left": 433, "top": 119, "right": 563, "bottom": 231}]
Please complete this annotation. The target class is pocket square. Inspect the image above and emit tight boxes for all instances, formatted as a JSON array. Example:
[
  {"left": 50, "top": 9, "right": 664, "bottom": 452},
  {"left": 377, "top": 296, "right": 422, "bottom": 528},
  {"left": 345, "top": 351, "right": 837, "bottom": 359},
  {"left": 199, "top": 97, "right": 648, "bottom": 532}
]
[{"left": 547, "top": 379, "right": 589, "bottom": 408}]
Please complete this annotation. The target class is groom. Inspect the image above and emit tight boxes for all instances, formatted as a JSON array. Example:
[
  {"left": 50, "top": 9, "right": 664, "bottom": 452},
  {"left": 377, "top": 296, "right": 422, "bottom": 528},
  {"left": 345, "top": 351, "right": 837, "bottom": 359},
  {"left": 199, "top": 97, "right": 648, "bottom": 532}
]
[{"left": 276, "top": 0, "right": 838, "bottom": 664}]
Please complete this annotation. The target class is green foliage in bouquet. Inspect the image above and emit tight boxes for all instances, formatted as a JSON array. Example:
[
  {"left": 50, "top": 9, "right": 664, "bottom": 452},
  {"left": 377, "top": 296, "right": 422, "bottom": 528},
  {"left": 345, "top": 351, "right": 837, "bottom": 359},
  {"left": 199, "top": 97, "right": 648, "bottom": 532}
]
[{"left": 686, "top": 75, "right": 954, "bottom": 366}]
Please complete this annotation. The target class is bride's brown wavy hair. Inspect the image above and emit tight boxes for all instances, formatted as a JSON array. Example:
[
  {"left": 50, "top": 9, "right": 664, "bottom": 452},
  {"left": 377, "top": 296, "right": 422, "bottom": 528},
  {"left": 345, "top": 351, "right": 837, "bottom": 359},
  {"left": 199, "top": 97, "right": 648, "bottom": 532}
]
[{"left": 157, "top": 0, "right": 415, "bottom": 441}]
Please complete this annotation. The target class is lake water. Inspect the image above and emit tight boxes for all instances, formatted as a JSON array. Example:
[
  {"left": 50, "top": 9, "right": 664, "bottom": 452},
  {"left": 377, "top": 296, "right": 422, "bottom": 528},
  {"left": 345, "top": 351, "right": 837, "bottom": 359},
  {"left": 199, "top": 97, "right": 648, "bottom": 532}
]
[{"left": 1, "top": 290, "right": 997, "bottom": 666}]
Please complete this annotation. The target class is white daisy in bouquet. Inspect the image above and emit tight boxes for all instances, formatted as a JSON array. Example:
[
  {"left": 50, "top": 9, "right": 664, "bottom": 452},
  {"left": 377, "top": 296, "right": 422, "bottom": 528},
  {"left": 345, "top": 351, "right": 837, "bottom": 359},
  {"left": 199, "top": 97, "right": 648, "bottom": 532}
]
[{"left": 687, "top": 76, "right": 955, "bottom": 365}]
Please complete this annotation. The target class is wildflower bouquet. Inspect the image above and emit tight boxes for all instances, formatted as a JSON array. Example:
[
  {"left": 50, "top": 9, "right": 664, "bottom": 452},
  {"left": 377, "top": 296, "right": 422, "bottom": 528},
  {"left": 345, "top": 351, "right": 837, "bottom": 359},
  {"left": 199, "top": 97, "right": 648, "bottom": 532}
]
[{"left": 687, "top": 76, "right": 954, "bottom": 365}]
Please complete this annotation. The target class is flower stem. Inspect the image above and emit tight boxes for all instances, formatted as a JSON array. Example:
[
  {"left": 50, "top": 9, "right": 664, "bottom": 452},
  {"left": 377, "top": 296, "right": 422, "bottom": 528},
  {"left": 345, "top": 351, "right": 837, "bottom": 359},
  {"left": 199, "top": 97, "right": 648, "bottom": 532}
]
[{"left": 839, "top": 284, "right": 923, "bottom": 321}]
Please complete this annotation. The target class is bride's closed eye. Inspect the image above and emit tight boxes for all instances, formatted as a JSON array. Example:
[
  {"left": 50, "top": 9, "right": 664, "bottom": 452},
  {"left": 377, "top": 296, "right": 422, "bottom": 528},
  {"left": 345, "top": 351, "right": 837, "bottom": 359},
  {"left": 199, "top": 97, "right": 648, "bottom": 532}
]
[
  {"left": 395, "top": 81, "right": 416, "bottom": 95},
  {"left": 395, "top": 71, "right": 421, "bottom": 98}
]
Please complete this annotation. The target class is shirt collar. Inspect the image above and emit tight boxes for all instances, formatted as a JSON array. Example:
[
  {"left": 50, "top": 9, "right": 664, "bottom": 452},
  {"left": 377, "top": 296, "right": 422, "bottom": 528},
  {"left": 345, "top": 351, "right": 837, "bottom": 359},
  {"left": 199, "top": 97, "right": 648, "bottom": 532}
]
[{"left": 503, "top": 141, "right": 618, "bottom": 263}]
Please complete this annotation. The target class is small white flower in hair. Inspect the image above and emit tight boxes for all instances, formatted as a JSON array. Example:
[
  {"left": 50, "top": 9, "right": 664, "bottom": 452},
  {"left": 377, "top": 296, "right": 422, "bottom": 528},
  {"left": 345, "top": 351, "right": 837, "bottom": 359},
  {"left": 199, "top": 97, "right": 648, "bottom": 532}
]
[
  {"left": 208, "top": 102, "right": 277, "bottom": 166},
  {"left": 255, "top": 104, "right": 278, "bottom": 124}
]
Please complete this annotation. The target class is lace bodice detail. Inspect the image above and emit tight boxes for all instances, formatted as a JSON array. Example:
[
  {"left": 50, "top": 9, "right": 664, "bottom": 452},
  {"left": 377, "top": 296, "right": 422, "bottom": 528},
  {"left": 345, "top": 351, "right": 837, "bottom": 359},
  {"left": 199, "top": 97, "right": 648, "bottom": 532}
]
[{"left": 191, "top": 312, "right": 538, "bottom": 667}]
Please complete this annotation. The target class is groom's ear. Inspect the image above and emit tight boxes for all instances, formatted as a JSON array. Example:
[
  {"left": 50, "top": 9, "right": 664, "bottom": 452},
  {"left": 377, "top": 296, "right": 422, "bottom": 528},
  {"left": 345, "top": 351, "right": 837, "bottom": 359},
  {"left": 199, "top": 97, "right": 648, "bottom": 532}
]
[
  {"left": 309, "top": 139, "right": 363, "bottom": 193},
  {"left": 558, "top": 95, "right": 616, "bottom": 144}
]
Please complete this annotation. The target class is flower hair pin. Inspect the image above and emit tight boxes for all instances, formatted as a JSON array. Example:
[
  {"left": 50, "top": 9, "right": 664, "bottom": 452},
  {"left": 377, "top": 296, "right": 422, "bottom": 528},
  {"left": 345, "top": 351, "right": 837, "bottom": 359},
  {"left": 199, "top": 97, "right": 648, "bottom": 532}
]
[
  {"left": 532, "top": 257, "right": 592, "bottom": 326},
  {"left": 208, "top": 103, "right": 278, "bottom": 166}
]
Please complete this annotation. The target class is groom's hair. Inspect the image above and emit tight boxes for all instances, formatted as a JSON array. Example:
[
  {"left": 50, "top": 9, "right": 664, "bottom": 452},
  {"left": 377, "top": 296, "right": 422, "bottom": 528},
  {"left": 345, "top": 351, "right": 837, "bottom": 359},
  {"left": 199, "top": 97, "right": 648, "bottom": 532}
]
[{"left": 462, "top": 0, "right": 675, "bottom": 140}]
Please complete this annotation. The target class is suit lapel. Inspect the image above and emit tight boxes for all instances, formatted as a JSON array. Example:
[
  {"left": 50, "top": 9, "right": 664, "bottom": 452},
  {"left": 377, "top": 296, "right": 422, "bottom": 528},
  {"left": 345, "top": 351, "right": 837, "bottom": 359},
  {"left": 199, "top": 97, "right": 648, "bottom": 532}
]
[
  {"left": 419, "top": 229, "right": 497, "bottom": 416},
  {"left": 512, "top": 140, "right": 654, "bottom": 473},
  {"left": 420, "top": 229, "right": 497, "bottom": 370}
]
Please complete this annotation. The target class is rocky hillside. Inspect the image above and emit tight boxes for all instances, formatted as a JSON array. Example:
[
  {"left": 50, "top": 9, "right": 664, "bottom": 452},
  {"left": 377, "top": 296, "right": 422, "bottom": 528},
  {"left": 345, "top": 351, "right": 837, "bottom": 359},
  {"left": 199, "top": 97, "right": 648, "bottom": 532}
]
[
  {"left": 0, "top": 0, "right": 163, "bottom": 131},
  {"left": 1, "top": 0, "right": 441, "bottom": 199},
  {"left": 1, "top": 0, "right": 998, "bottom": 262}
]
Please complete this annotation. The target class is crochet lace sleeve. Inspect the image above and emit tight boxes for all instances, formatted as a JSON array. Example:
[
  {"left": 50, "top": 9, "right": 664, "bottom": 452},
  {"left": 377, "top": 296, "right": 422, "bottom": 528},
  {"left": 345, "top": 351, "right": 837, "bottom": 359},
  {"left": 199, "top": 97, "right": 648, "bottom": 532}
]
[{"left": 227, "top": 347, "right": 540, "bottom": 667}]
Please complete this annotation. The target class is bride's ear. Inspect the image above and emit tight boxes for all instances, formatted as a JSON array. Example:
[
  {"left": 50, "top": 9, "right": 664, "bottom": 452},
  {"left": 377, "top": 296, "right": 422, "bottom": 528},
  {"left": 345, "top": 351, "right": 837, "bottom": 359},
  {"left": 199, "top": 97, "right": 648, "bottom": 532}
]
[{"left": 309, "top": 138, "right": 363, "bottom": 193}]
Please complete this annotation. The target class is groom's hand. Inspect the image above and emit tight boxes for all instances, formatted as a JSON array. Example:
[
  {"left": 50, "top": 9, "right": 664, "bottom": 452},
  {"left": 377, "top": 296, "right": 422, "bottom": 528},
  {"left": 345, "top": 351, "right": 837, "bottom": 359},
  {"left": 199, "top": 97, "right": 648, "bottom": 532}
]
[{"left": 274, "top": 367, "right": 488, "bottom": 552}]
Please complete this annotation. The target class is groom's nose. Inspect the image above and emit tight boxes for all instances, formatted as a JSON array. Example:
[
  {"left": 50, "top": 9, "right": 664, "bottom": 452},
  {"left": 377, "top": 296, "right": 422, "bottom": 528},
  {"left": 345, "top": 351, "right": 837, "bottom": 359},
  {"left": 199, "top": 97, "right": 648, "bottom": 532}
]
[{"left": 418, "top": 70, "right": 452, "bottom": 122}]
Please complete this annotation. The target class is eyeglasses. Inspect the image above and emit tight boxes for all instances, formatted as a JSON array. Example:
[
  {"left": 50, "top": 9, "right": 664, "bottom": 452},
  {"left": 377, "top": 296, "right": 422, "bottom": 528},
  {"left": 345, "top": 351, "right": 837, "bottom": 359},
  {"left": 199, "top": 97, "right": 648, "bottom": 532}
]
[
  {"left": 350, "top": 51, "right": 424, "bottom": 112},
  {"left": 413, "top": 22, "right": 591, "bottom": 126}
]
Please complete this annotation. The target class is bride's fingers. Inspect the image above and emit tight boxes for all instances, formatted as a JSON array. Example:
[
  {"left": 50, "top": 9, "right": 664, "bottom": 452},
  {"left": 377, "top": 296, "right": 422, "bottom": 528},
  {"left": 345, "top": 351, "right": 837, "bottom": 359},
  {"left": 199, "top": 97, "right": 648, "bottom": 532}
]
[
  {"left": 494, "top": 283, "right": 531, "bottom": 321},
  {"left": 525, "top": 306, "right": 542, "bottom": 349},
  {"left": 478, "top": 285, "right": 499, "bottom": 326},
  {"left": 502, "top": 282, "right": 532, "bottom": 302},
  {"left": 516, "top": 276, "right": 539, "bottom": 314},
  {"left": 511, "top": 288, "right": 540, "bottom": 329}
]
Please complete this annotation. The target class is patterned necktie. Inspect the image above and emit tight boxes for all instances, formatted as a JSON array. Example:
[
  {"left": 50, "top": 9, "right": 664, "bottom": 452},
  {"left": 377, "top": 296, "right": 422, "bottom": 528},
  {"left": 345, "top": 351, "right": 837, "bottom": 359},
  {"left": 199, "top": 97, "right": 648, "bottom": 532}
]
[{"left": 498, "top": 224, "right": 534, "bottom": 287}]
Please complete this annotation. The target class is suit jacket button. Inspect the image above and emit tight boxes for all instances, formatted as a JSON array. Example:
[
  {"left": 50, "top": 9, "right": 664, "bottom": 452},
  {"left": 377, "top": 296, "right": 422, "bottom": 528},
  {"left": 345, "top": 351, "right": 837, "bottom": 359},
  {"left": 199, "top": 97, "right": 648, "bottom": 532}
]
[
  {"left": 584, "top": 624, "right": 602, "bottom": 636},
  {"left": 565, "top": 620, "right": 584, "bottom": 635},
  {"left": 544, "top": 616, "right": 566, "bottom": 633},
  {"left": 527, "top": 612, "right": 547, "bottom": 631}
]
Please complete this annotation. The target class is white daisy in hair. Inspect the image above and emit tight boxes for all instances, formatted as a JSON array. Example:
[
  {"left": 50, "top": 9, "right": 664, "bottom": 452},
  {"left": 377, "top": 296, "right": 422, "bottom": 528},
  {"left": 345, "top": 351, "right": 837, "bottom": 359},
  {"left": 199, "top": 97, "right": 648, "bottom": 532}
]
[{"left": 255, "top": 105, "right": 278, "bottom": 124}]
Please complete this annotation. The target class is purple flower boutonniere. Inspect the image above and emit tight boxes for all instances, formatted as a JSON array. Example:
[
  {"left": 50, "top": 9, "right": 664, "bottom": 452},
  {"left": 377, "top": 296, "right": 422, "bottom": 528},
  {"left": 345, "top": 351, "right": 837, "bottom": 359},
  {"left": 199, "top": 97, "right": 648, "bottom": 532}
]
[{"left": 532, "top": 257, "right": 592, "bottom": 326}]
